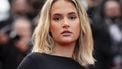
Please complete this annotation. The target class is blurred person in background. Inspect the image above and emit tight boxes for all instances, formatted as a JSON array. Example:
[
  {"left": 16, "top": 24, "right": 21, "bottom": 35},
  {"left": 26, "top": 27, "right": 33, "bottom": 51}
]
[
  {"left": 12, "top": 17, "right": 33, "bottom": 53},
  {"left": 9, "top": 0, "right": 46, "bottom": 33},
  {"left": 27, "top": 0, "right": 46, "bottom": 27},
  {"left": 92, "top": 0, "right": 122, "bottom": 69},
  {"left": 86, "top": 0, "right": 102, "bottom": 21},
  {"left": 9, "top": 0, "right": 34, "bottom": 20},
  {"left": 93, "top": 0, "right": 122, "bottom": 24},
  {"left": 0, "top": 0, "right": 12, "bottom": 68},
  {"left": 0, "top": 17, "right": 32, "bottom": 69},
  {"left": 28, "top": 0, "right": 46, "bottom": 18}
]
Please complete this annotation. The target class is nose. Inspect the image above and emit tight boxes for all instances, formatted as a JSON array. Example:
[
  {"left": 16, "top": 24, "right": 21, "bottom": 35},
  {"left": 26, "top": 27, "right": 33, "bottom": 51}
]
[{"left": 62, "top": 18, "right": 70, "bottom": 28}]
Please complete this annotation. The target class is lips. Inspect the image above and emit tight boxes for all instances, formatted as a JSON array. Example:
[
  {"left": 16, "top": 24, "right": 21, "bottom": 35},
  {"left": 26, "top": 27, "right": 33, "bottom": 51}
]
[{"left": 61, "top": 30, "right": 72, "bottom": 36}]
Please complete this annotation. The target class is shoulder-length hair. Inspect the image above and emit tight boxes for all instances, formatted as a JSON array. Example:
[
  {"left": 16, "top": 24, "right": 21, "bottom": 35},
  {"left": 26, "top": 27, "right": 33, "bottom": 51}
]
[{"left": 32, "top": 0, "right": 95, "bottom": 67}]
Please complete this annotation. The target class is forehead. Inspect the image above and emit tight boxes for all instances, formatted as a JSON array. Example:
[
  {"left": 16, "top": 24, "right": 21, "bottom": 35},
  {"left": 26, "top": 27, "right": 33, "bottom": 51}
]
[
  {"left": 105, "top": 1, "right": 119, "bottom": 7},
  {"left": 13, "top": 19, "right": 31, "bottom": 28},
  {"left": 50, "top": 0, "right": 77, "bottom": 14}
]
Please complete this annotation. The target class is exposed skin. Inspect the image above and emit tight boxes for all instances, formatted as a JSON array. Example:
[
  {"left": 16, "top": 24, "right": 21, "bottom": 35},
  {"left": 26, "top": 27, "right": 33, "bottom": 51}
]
[
  {"left": 104, "top": 1, "right": 121, "bottom": 18},
  {"left": 12, "top": 18, "right": 32, "bottom": 52},
  {"left": 50, "top": 0, "right": 80, "bottom": 58}
]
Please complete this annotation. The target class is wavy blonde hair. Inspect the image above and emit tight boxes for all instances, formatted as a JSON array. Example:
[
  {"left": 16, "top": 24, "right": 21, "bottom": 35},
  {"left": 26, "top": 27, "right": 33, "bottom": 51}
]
[{"left": 32, "top": 0, "right": 95, "bottom": 67}]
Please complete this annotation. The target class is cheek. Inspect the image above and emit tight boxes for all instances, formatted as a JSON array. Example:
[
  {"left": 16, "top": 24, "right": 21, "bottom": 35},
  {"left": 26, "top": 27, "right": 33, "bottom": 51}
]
[
  {"left": 73, "top": 21, "right": 80, "bottom": 38},
  {"left": 50, "top": 22, "right": 60, "bottom": 38}
]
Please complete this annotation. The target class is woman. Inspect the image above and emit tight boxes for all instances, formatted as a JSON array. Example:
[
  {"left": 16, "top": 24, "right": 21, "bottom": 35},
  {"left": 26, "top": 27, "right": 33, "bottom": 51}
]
[{"left": 18, "top": 0, "right": 94, "bottom": 69}]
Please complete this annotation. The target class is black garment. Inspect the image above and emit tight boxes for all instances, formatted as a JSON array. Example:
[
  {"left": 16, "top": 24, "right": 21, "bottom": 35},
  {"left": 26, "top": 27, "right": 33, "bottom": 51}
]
[
  {"left": 0, "top": 43, "right": 28, "bottom": 69},
  {"left": 18, "top": 52, "right": 85, "bottom": 69},
  {"left": 91, "top": 22, "right": 113, "bottom": 69},
  {"left": 0, "top": 61, "right": 2, "bottom": 69}
]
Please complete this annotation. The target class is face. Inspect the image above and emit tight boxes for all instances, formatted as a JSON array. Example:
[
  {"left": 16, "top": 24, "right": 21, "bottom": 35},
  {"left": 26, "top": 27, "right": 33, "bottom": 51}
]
[
  {"left": 13, "top": 19, "right": 31, "bottom": 41},
  {"left": 12, "top": 0, "right": 31, "bottom": 14},
  {"left": 104, "top": 1, "right": 121, "bottom": 17},
  {"left": 50, "top": 0, "right": 80, "bottom": 45}
]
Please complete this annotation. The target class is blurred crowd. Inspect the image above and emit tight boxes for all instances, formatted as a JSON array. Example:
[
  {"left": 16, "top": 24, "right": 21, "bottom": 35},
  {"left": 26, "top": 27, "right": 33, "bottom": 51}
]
[{"left": 0, "top": 0, "right": 122, "bottom": 69}]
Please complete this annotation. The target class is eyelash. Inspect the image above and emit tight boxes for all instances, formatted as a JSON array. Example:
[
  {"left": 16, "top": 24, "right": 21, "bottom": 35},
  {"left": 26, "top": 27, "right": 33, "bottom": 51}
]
[
  {"left": 53, "top": 17, "right": 61, "bottom": 21},
  {"left": 68, "top": 16, "right": 77, "bottom": 20}
]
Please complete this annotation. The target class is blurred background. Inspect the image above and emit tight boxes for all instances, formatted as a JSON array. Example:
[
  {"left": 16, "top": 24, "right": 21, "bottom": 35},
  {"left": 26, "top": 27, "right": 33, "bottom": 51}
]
[{"left": 0, "top": 0, "right": 121, "bottom": 69}]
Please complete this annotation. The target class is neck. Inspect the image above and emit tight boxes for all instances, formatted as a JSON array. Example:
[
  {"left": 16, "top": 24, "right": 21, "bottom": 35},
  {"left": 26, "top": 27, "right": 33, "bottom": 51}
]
[{"left": 52, "top": 42, "right": 76, "bottom": 58}]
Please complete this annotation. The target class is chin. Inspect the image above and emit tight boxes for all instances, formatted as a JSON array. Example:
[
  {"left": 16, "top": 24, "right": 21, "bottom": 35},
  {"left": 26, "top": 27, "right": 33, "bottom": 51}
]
[{"left": 60, "top": 39, "right": 76, "bottom": 44}]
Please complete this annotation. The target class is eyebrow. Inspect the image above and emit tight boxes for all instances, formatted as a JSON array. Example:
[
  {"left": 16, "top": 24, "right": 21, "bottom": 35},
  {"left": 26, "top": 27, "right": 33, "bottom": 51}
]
[
  {"left": 68, "top": 12, "right": 77, "bottom": 15},
  {"left": 51, "top": 14, "right": 62, "bottom": 19},
  {"left": 52, "top": 12, "right": 77, "bottom": 16},
  {"left": 52, "top": 13, "right": 62, "bottom": 16}
]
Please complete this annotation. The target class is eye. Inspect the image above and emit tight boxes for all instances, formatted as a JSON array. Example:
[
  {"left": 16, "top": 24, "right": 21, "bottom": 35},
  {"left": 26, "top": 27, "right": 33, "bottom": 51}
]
[
  {"left": 53, "top": 17, "right": 61, "bottom": 21},
  {"left": 52, "top": 14, "right": 62, "bottom": 22},
  {"left": 68, "top": 16, "right": 77, "bottom": 20}
]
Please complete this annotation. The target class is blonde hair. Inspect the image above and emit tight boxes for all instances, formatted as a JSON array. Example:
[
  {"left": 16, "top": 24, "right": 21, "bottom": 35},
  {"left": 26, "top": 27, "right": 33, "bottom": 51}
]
[{"left": 32, "top": 0, "right": 95, "bottom": 67}]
